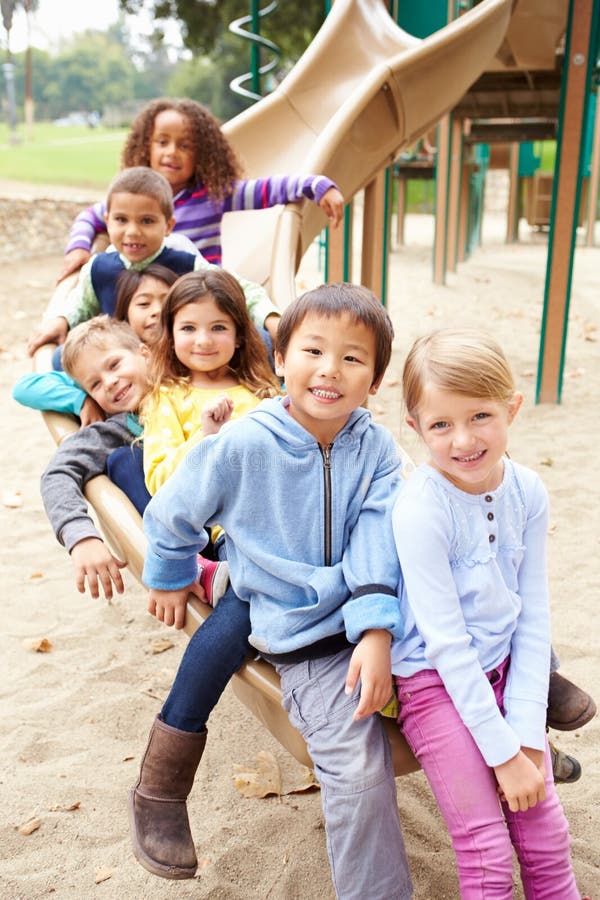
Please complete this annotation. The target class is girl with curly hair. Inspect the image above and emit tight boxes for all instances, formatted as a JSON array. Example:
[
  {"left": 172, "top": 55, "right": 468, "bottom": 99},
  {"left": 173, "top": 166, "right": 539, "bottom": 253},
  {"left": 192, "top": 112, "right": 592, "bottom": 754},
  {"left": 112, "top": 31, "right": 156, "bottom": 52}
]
[{"left": 59, "top": 97, "right": 344, "bottom": 281}]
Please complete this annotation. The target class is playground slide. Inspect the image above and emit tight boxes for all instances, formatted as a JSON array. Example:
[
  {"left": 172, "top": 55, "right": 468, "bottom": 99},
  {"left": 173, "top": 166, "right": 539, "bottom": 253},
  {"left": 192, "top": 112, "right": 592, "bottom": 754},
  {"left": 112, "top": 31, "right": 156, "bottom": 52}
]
[
  {"left": 221, "top": 0, "right": 513, "bottom": 307},
  {"left": 36, "top": 0, "right": 514, "bottom": 774},
  {"left": 489, "top": 0, "right": 568, "bottom": 71}
]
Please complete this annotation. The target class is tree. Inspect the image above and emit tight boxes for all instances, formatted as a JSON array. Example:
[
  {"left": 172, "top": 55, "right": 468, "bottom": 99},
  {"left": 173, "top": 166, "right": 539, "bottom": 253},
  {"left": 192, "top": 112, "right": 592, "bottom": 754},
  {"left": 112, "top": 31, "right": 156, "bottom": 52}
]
[{"left": 119, "top": 0, "right": 325, "bottom": 67}]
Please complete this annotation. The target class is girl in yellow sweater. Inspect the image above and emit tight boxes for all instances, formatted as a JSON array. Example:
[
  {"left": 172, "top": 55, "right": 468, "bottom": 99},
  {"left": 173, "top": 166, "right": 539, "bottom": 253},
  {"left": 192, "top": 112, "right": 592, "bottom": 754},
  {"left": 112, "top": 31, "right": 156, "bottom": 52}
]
[{"left": 142, "top": 269, "right": 281, "bottom": 603}]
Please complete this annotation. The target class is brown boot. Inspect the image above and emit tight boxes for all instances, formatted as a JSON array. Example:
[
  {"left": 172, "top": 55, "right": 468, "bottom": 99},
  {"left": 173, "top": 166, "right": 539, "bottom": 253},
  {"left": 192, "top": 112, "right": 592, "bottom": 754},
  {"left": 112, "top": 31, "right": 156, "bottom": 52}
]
[
  {"left": 547, "top": 672, "right": 597, "bottom": 731},
  {"left": 128, "top": 716, "right": 206, "bottom": 879}
]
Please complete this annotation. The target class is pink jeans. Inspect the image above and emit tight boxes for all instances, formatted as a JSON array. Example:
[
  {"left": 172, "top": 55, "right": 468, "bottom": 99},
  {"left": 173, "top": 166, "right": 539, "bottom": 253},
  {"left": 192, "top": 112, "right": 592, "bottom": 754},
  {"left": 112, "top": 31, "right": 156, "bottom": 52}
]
[{"left": 396, "top": 659, "right": 580, "bottom": 899}]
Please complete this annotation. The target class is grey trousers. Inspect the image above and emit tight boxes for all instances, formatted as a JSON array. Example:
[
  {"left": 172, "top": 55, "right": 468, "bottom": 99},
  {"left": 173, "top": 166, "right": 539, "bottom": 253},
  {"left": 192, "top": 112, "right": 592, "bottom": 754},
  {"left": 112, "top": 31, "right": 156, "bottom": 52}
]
[{"left": 277, "top": 647, "right": 413, "bottom": 900}]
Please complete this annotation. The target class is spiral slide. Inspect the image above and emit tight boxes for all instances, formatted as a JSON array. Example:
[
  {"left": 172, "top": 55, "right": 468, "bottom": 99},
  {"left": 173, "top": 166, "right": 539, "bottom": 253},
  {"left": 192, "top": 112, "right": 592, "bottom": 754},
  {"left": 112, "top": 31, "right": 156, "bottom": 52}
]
[{"left": 37, "top": 0, "right": 514, "bottom": 774}]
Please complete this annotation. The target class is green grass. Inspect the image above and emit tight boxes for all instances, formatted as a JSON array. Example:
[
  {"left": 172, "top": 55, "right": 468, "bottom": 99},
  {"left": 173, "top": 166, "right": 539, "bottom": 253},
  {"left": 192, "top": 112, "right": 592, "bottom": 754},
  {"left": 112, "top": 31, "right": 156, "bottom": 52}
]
[{"left": 0, "top": 123, "right": 127, "bottom": 189}]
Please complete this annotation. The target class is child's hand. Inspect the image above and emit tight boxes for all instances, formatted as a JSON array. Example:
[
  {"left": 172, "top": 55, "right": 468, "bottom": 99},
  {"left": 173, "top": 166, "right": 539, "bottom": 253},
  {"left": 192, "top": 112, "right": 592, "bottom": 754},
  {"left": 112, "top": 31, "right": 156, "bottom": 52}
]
[
  {"left": 521, "top": 745, "right": 546, "bottom": 778},
  {"left": 79, "top": 395, "right": 105, "bottom": 426},
  {"left": 201, "top": 394, "right": 234, "bottom": 435},
  {"left": 345, "top": 629, "right": 393, "bottom": 720},
  {"left": 70, "top": 537, "right": 126, "bottom": 600},
  {"left": 27, "top": 317, "right": 69, "bottom": 357},
  {"left": 493, "top": 750, "right": 546, "bottom": 812},
  {"left": 56, "top": 248, "right": 90, "bottom": 284},
  {"left": 147, "top": 583, "right": 202, "bottom": 629},
  {"left": 319, "top": 187, "right": 345, "bottom": 229}
]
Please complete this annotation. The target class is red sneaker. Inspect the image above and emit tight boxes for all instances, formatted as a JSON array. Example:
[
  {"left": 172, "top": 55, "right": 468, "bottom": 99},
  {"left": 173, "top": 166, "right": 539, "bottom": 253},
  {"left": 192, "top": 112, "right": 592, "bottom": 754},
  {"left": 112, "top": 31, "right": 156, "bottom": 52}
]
[{"left": 196, "top": 556, "right": 229, "bottom": 607}]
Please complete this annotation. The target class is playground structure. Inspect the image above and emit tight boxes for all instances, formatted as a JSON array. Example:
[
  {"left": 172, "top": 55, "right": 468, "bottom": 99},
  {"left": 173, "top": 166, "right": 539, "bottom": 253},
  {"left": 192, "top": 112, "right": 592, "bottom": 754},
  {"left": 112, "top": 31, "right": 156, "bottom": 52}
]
[
  {"left": 391, "top": 0, "right": 600, "bottom": 403},
  {"left": 220, "top": 0, "right": 513, "bottom": 307},
  {"left": 223, "top": 0, "right": 600, "bottom": 404},
  {"left": 36, "top": 0, "right": 518, "bottom": 776}
]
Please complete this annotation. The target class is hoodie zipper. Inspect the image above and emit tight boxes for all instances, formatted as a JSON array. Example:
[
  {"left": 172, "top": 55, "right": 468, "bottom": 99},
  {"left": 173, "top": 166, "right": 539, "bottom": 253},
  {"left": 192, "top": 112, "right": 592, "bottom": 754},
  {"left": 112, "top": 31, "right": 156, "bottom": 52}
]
[{"left": 320, "top": 443, "right": 333, "bottom": 566}]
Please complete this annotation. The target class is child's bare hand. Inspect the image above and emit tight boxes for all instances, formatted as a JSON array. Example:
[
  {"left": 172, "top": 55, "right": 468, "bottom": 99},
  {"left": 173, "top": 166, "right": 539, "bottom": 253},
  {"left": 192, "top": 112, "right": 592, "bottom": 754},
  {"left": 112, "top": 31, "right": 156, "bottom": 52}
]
[
  {"left": 201, "top": 394, "right": 234, "bottom": 435},
  {"left": 345, "top": 629, "right": 393, "bottom": 720},
  {"left": 79, "top": 395, "right": 105, "bottom": 426},
  {"left": 521, "top": 746, "right": 546, "bottom": 778},
  {"left": 147, "top": 582, "right": 205, "bottom": 629},
  {"left": 494, "top": 750, "right": 546, "bottom": 812},
  {"left": 56, "top": 248, "right": 90, "bottom": 284},
  {"left": 319, "top": 187, "right": 345, "bottom": 229},
  {"left": 70, "top": 537, "right": 126, "bottom": 600},
  {"left": 27, "top": 317, "right": 68, "bottom": 357}
]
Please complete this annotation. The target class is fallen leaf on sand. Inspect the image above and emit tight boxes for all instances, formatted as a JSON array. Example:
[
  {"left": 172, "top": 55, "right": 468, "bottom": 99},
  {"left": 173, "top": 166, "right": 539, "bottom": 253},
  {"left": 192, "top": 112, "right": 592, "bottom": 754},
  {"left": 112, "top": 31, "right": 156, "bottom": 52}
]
[
  {"left": 48, "top": 801, "right": 80, "bottom": 812},
  {"left": 565, "top": 367, "right": 585, "bottom": 379},
  {"left": 283, "top": 767, "right": 320, "bottom": 795},
  {"left": 28, "top": 572, "right": 45, "bottom": 582},
  {"left": 233, "top": 751, "right": 319, "bottom": 798},
  {"left": 233, "top": 750, "right": 282, "bottom": 798},
  {"left": 2, "top": 489, "right": 22, "bottom": 508},
  {"left": 539, "top": 457, "right": 553, "bottom": 467},
  {"left": 149, "top": 637, "right": 174, "bottom": 654},
  {"left": 18, "top": 817, "right": 41, "bottom": 835},
  {"left": 548, "top": 522, "right": 558, "bottom": 536},
  {"left": 23, "top": 637, "right": 53, "bottom": 653},
  {"left": 94, "top": 868, "right": 112, "bottom": 884}
]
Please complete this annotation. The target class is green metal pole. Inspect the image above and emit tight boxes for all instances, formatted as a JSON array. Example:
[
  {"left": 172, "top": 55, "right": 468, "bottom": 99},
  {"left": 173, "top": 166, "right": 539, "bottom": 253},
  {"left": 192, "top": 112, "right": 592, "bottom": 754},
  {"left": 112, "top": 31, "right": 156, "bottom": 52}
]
[
  {"left": 536, "top": 0, "right": 600, "bottom": 402},
  {"left": 250, "top": 0, "right": 261, "bottom": 97}
]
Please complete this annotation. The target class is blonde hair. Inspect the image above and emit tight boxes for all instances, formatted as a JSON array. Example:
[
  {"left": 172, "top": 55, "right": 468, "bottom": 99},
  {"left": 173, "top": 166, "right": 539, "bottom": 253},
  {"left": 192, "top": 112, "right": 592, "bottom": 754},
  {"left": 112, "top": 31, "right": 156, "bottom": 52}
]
[
  {"left": 403, "top": 328, "right": 516, "bottom": 416},
  {"left": 62, "top": 316, "right": 141, "bottom": 378}
]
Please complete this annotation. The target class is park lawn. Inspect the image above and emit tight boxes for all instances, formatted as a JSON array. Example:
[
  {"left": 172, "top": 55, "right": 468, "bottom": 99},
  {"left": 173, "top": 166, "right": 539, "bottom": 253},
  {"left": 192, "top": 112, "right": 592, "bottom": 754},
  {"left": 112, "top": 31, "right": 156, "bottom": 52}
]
[{"left": 0, "top": 123, "right": 127, "bottom": 189}]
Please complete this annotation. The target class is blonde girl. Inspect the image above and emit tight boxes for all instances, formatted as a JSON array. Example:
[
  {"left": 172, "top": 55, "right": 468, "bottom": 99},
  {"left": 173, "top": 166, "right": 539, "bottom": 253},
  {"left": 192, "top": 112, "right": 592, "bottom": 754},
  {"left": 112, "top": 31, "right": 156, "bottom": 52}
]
[
  {"left": 142, "top": 268, "right": 280, "bottom": 496},
  {"left": 390, "top": 329, "right": 582, "bottom": 899}
]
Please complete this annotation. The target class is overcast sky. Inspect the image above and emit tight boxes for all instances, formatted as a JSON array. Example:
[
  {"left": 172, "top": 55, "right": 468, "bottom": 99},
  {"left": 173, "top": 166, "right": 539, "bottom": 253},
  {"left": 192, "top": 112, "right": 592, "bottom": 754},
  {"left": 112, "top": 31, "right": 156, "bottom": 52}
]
[{"left": 7, "top": 1, "right": 182, "bottom": 54}]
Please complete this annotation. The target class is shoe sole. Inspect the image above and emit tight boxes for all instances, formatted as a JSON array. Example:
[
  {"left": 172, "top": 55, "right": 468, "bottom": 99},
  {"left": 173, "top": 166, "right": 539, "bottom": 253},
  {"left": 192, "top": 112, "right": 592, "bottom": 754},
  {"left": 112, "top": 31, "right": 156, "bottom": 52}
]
[
  {"left": 206, "top": 562, "right": 230, "bottom": 608},
  {"left": 127, "top": 788, "right": 198, "bottom": 880},
  {"left": 547, "top": 697, "right": 597, "bottom": 732}
]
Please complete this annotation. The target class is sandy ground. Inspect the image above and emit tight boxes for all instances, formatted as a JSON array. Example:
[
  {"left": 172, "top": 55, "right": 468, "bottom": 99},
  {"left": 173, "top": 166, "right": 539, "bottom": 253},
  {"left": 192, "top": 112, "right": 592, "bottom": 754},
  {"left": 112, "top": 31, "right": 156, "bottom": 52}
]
[{"left": 1, "top": 200, "right": 599, "bottom": 899}]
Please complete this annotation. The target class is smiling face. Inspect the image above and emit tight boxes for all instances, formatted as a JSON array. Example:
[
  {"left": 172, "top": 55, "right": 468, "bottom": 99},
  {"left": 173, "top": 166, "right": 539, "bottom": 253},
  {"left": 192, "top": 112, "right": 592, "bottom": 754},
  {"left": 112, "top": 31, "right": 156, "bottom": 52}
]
[
  {"left": 408, "top": 385, "right": 522, "bottom": 494},
  {"left": 106, "top": 192, "right": 174, "bottom": 264},
  {"left": 274, "top": 311, "right": 380, "bottom": 444},
  {"left": 172, "top": 296, "right": 238, "bottom": 387},
  {"left": 149, "top": 109, "right": 196, "bottom": 194},
  {"left": 126, "top": 275, "right": 170, "bottom": 345},
  {"left": 70, "top": 342, "right": 149, "bottom": 416}
]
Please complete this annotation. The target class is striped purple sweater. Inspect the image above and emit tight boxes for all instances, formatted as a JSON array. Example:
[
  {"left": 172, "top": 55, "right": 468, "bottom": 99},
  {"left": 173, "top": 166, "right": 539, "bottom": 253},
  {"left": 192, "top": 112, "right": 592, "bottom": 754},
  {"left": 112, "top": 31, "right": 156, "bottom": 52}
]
[{"left": 66, "top": 173, "right": 337, "bottom": 266}]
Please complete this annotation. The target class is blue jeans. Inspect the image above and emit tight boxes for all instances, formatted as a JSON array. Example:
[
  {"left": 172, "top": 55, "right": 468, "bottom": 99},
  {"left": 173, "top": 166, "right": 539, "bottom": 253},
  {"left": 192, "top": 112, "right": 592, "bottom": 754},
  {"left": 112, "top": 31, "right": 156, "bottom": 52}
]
[
  {"left": 277, "top": 648, "right": 413, "bottom": 900},
  {"left": 160, "top": 586, "right": 252, "bottom": 733},
  {"left": 106, "top": 444, "right": 151, "bottom": 516}
]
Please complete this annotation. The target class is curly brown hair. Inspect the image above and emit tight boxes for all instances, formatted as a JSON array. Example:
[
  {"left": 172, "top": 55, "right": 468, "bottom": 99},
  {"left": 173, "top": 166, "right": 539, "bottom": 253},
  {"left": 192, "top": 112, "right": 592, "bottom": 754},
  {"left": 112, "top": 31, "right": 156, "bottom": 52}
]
[
  {"left": 121, "top": 98, "right": 243, "bottom": 202},
  {"left": 144, "top": 270, "right": 280, "bottom": 412}
]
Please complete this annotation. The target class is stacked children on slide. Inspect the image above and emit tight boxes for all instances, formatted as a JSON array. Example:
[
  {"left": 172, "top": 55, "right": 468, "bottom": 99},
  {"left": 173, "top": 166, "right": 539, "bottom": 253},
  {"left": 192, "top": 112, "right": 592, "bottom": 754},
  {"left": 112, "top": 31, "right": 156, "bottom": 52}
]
[
  {"left": 57, "top": 97, "right": 345, "bottom": 311},
  {"left": 27, "top": 166, "right": 281, "bottom": 359}
]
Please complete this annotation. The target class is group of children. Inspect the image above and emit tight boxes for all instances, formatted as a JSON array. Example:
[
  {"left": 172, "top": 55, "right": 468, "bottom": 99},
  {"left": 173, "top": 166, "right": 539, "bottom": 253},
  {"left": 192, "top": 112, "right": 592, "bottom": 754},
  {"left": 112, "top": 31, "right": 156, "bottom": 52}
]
[{"left": 14, "top": 96, "right": 594, "bottom": 899}]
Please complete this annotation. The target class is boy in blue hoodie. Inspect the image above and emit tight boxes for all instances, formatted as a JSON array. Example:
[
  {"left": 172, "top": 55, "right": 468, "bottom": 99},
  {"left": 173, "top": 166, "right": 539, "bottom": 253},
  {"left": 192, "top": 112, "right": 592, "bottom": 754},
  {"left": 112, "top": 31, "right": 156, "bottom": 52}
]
[{"left": 138, "top": 284, "right": 413, "bottom": 898}]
